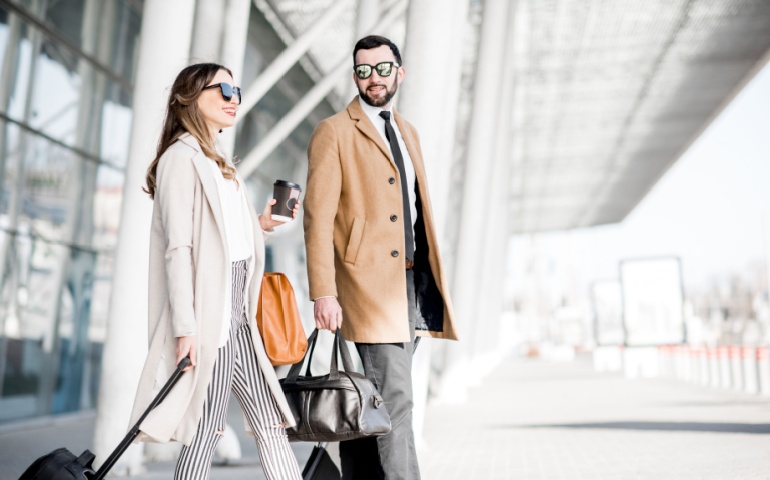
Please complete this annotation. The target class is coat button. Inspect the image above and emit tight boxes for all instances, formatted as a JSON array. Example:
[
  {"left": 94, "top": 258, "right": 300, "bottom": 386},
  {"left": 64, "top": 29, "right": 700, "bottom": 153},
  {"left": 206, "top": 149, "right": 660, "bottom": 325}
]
[
  {"left": 391, "top": 250, "right": 399, "bottom": 257},
  {"left": 389, "top": 177, "right": 396, "bottom": 184},
  {"left": 390, "top": 214, "right": 398, "bottom": 222}
]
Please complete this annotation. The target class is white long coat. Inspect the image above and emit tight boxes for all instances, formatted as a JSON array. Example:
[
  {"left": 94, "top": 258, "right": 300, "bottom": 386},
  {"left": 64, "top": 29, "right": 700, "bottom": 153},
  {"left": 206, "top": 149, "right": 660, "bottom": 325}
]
[{"left": 128, "top": 134, "right": 295, "bottom": 446}]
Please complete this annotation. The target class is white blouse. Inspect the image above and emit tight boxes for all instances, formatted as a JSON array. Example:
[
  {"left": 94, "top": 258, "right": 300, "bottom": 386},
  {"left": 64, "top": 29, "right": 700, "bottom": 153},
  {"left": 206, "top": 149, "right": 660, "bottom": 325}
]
[
  {"left": 208, "top": 159, "right": 253, "bottom": 346},
  {"left": 208, "top": 160, "right": 251, "bottom": 262}
]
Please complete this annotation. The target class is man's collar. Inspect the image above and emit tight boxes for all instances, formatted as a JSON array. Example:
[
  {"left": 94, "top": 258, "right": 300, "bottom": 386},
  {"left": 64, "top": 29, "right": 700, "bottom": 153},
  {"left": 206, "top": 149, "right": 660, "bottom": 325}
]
[{"left": 357, "top": 95, "right": 392, "bottom": 117}]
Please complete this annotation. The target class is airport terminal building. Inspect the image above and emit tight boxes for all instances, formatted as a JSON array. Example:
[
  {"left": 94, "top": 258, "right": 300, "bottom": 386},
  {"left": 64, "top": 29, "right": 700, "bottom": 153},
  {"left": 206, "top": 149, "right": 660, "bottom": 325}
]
[{"left": 1, "top": 5, "right": 770, "bottom": 470}]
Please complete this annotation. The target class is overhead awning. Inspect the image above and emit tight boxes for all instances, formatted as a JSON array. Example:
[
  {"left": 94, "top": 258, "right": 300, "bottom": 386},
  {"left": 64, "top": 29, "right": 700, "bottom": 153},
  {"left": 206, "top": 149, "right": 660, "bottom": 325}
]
[{"left": 509, "top": 0, "right": 770, "bottom": 233}]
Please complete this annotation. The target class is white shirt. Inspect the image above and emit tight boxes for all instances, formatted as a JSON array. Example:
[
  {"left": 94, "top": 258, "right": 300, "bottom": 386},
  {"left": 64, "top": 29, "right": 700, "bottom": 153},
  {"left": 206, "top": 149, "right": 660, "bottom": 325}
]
[
  {"left": 357, "top": 95, "right": 417, "bottom": 253},
  {"left": 208, "top": 159, "right": 252, "bottom": 346},
  {"left": 208, "top": 160, "right": 251, "bottom": 262}
]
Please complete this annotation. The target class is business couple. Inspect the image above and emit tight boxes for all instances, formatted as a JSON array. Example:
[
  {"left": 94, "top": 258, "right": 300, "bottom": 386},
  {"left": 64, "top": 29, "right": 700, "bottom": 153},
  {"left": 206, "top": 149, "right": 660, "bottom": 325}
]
[{"left": 129, "top": 35, "right": 458, "bottom": 480}]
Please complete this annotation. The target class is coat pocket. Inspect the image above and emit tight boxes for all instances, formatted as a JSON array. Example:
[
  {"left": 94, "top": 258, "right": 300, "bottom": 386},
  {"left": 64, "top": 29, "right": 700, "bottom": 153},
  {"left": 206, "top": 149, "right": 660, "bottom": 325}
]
[{"left": 344, "top": 217, "right": 365, "bottom": 264}]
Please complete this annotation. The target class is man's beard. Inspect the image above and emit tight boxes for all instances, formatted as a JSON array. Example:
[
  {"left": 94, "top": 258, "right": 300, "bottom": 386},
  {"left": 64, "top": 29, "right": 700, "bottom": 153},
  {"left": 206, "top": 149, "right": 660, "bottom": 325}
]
[{"left": 360, "top": 78, "right": 398, "bottom": 107}]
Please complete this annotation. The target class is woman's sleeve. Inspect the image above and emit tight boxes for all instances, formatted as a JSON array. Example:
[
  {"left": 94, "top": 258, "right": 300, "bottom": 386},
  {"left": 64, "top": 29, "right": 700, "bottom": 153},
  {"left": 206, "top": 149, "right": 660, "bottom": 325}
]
[{"left": 155, "top": 148, "right": 198, "bottom": 337}]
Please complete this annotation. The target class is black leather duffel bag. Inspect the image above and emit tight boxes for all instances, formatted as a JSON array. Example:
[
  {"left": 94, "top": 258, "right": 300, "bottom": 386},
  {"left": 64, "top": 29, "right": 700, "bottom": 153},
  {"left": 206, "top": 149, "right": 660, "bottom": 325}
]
[{"left": 279, "top": 329, "right": 391, "bottom": 442}]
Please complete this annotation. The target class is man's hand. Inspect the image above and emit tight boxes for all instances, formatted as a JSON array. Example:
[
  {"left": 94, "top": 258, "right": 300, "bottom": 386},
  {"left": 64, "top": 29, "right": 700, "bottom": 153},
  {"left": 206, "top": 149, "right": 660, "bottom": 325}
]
[
  {"left": 314, "top": 297, "right": 343, "bottom": 331},
  {"left": 176, "top": 335, "right": 197, "bottom": 372}
]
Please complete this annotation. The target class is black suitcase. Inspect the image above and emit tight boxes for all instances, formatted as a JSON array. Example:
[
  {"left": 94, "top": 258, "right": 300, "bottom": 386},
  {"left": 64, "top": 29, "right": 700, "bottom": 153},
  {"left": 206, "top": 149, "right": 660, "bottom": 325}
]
[{"left": 19, "top": 357, "right": 191, "bottom": 480}]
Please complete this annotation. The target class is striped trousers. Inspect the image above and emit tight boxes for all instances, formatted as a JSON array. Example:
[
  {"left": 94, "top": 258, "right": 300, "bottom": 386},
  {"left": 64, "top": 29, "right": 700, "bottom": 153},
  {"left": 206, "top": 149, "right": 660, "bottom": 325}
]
[{"left": 174, "top": 260, "right": 302, "bottom": 480}]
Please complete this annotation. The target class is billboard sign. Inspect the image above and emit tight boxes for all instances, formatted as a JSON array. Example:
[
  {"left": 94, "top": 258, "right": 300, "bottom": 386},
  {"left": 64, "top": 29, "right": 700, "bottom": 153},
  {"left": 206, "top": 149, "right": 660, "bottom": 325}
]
[{"left": 620, "top": 257, "right": 685, "bottom": 346}]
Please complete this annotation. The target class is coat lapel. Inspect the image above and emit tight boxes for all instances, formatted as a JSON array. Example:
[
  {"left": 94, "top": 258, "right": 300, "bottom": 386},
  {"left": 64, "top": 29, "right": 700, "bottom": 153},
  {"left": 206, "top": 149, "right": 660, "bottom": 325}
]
[
  {"left": 394, "top": 107, "right": 431, "bottom": 200},
  {"left": 180, "top": 134, "right": 229, "bottom": 256},
  {"left": 393, "top": 108, "right": 423, "bottom": 174},
  {"left": 348, "top": 98, "right": 393, "bottom": 165}
]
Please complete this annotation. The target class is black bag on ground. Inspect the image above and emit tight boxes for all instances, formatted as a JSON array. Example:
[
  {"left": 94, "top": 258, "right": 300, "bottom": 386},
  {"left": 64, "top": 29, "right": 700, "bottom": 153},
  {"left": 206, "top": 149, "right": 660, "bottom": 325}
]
[
  {"left": 18, "top": 448, "right": 95, "bottom": 480},
  {"left": 302, "top": 442, "right": 341, "bottom": 480},
  {"left": 280, "top": 329, "right": 391, "bottom": 442},
  {"left": 18, "top": 357, "right": 191, "bottom": 480}
]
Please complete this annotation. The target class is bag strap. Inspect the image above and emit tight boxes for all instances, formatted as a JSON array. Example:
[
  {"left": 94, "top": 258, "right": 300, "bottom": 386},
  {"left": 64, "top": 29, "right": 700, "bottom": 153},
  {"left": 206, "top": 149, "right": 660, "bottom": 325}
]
[
  {"left": 332, "top": 329, "right": 356, "bottom": 373},
  {"left": 286, "top": 329, "right": 318, "bottom": 382},
  {"left": 304, "top": 329, "right": 319, "bottom": 377},
  {"left": 285, "top": 329, "right": 356, "bottom": 382}
]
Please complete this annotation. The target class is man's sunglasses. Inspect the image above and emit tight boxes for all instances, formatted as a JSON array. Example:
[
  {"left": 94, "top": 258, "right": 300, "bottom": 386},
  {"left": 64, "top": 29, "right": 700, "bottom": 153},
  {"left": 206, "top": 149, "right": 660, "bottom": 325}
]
[
  {"left": 354, "top": 62, "right": 400, "bottom": 80},
  {"left": 202, "top": 83, "right": 242, "bottom": 104}
]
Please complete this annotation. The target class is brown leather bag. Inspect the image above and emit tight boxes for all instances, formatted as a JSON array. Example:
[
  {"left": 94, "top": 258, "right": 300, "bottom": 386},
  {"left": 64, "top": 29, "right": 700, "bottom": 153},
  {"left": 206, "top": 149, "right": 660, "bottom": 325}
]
[{"left": 256, "top": 272, "right": 308, "bottom": 366}]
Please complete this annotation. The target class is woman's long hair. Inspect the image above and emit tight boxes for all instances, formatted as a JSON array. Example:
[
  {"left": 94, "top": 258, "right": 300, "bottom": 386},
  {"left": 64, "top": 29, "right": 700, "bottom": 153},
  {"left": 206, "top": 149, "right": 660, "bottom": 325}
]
[{"left": 144, "top": 63, "right": 238, "bottom": 198}]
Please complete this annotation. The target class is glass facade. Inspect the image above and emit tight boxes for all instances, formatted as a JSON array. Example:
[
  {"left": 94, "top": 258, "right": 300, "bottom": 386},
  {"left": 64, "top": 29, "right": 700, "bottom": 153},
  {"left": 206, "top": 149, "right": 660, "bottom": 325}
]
[
  {"left": 0, "top": 0, "right": 141, "bottom": 422},
  {"left": 0, "top": 0, "right": 335, "bottom": 424}
]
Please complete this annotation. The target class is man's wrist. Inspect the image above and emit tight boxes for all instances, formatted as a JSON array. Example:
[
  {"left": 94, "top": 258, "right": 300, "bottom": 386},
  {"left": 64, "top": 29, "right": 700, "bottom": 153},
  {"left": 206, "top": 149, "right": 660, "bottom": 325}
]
[{"left": 313, "top": 295, "right": 336, "bottom": 301}]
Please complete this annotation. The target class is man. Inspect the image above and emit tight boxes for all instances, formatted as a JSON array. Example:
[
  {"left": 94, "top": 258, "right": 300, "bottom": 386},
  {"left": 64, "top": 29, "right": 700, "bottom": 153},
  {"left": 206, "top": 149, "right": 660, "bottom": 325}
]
[{"left": 303, "top": 35, "right": 458, "bottom": 479}]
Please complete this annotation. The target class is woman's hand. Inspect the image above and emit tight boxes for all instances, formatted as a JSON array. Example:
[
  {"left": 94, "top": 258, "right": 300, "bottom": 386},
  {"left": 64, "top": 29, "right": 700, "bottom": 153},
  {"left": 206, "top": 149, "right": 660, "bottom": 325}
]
[
  {"left": 258, "top": 197, "right": 301, "bottom": 231},
  {"left": 176, "top": 336, "right": 196, "bottom": 372}
]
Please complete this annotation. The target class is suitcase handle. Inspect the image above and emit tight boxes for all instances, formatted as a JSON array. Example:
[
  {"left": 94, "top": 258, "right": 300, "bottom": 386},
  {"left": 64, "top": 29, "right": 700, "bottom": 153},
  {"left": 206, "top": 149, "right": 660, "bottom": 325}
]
[{"left": 90, "top": 356, "right": 191, "bottom": 480}]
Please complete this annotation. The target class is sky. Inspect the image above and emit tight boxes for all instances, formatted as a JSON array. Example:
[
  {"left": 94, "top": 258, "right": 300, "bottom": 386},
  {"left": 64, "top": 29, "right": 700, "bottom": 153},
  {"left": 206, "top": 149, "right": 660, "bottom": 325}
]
[
  {"left": 591, "top": 57, "right": 770, "bottom": 291},
  {"left": 511, "top": 58, "right": 770, "bottom": 298}
]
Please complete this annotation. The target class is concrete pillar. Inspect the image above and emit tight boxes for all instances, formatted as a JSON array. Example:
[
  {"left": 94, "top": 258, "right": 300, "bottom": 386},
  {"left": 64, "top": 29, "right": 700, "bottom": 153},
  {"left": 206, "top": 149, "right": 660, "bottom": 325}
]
[
  {"left": 437, "top": 0, "right": 511, "bottom": 402},
  {"left": 188, "top": 0, "right": 250, "bottom": 159},
  {"left": 399, "top": 0, "right": 468, "bottom": 240},
  {"left": 397, "top": 0, "right": 469, "bottom": 444},
  {"left": 219, "top": 0, "right": 251, "bottom": 96},
  {"left": 217, "top": 0, "right": 251, "bottom": 158},
  {"left": 92, "top": 0, "right": 195, "bottom": 473},
  {"left": 190, "top": 0, "right": 225, "bottom": 62},
  {"left": 473, "top": 1, "right": 519, "bottom": 367},
  {"left": 356, "top": 0, "right": 380, "bottom": 38}
]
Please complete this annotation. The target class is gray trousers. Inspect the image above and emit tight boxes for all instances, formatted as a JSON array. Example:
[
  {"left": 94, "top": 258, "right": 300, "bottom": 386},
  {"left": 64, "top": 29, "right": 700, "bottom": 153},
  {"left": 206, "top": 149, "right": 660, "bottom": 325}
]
[{"left": 340, "top": 269, "right": 420, "bottom": 480}]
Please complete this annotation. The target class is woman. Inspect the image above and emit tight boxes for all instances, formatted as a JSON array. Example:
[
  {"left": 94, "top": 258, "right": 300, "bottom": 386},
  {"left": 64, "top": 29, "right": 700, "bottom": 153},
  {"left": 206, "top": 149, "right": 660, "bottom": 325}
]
[{"left": 128, "top": 63, "right": 302, "bottom": 479}]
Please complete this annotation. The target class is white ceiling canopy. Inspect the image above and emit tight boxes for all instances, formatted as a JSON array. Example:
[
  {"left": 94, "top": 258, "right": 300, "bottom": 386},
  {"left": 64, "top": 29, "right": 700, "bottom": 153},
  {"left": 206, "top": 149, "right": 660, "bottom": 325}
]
[
  {"left": 509, "top": 0, "right": 770, "bottom": 233},
  {"left": 253, "top": 0, "right": 770, "bottom": 234}
]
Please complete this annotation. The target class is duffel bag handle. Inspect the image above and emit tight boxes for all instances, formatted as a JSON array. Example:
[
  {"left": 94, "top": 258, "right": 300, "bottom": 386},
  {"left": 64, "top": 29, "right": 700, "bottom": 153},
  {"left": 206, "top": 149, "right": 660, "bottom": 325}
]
[
  {"left": 330, "top": 329, "right": 356, "bottom": 374},
  {"left": 286, "top": 329, "right": 356, "bottom": 382}
]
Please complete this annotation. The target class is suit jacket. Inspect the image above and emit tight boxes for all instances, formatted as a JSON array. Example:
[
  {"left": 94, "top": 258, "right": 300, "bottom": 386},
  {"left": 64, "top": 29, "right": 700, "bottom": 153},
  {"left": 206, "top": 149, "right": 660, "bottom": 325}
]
[
  {"left": 304, "top": 97, "right": 458, "bottom": 343},
  {"left": 129, "top": 133, "right": 295, "bottom": 446}
]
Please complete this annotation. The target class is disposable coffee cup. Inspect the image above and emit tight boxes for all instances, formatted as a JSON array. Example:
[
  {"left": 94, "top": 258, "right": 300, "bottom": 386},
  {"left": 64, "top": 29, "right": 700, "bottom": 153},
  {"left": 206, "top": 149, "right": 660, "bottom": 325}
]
[{"left": 271, "top": 180, "right": 302, "bottom": 222}]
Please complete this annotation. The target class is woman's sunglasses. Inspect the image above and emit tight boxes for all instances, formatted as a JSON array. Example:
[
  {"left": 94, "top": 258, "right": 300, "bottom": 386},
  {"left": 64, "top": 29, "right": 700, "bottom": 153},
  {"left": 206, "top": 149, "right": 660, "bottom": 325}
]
[
  {"left": 202, "top": 83, "right": 242, "bottom": 104},
  {"left": 354, "top": 62, "right": 400, "bottom": 80}
]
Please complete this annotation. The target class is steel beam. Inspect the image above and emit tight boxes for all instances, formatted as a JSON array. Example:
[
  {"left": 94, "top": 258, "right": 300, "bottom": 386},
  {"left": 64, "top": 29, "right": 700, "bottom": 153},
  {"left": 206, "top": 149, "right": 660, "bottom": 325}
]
[
  {"left": 239, "top": 0, "right": 354, "bottom": 119},
  {"left": 237, "top": 0, "right": 408, "bottom": 178}
]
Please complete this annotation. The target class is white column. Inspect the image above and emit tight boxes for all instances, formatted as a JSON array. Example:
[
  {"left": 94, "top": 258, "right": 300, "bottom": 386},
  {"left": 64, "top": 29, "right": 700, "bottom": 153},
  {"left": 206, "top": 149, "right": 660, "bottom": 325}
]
[
  {"left": 190, "top": 0, "right": 225, "bottom": 62},
  {"left": 356, "top": 0, "right": 380, "bottom": 37},
  {"left": 437, "top": 0, "right": 511, "bottom": 403},
  {"left": 346, "top": 0, "right": 381, "bottom": 99},
  {"left": 219, "top": 0, "right": 251, "bottom": 95},
  {"left": 397, "top": 0, "right": 469, "bottom": 445},
  {"left": 399, "top": 0, "right": 468, "bottom": 242},
  {"left": 217, "top": 0, "right": 252, "bottom": 158},
  {"left": 92, "top": 0, "right": 194, "bottom": 474},
  {"left": 473, "top": 1, "right": 519, "bottom": 366}
]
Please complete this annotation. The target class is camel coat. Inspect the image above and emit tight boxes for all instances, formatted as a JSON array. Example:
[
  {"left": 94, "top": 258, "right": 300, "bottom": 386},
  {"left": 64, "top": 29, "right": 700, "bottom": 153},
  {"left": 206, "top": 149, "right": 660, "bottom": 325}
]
[
  {"left": 129, "top": 134, "right": 295, "bottom": 446},
  {"left": 304, "top": 98, "right": 458, "bottom": 344}
]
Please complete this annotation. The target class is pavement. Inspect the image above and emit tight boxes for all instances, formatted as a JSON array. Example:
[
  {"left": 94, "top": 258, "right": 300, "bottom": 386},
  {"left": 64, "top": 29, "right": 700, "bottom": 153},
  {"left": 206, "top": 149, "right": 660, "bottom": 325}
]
[{"left": 3, "top": 354, "right": 770, "bottom": 479}]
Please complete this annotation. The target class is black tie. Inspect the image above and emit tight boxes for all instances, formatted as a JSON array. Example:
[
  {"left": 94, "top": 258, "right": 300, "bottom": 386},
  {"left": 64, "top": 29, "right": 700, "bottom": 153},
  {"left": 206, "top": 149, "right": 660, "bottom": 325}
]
[{"left": 379, "top": 110, "right": 414, "bottom": 261}]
